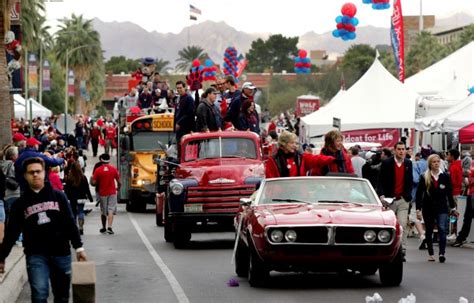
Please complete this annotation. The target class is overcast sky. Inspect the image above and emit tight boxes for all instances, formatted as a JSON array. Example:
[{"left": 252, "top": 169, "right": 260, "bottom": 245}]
[{"left": 45, "top": 0, "right": 474, "bottom": 36}]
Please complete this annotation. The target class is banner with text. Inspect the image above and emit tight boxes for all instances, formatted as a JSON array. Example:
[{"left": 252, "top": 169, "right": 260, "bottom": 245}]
[
  {"left": 342, "top": 128, "right": 399, "bottom": 148},
  {"left": 42, "top": 60, "right": 51, "bottom": 91},
  {"left": 28, "top": 53, "right": 38, "bottom": 90},
  {"left": 68, "top": 70, "right": 74, "bottom": 97}
]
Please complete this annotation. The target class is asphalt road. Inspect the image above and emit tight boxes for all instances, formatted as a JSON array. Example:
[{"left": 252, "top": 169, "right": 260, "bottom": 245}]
[{"left": 16, "top": 203, "right": 474, "bottom": 303}]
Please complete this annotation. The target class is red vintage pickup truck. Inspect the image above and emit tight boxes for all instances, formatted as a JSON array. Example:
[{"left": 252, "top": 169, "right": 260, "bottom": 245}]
[{"left": 156, "top": 130, "right": 265, "bottom": 248}]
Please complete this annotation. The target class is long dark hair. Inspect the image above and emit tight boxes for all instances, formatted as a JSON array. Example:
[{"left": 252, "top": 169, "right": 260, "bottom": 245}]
[{"left": 68, "top": 161, "right": 84, "bottom": 187}]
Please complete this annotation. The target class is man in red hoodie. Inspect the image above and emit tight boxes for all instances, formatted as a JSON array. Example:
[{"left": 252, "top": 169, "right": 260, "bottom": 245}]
[{"left": 447, "top": 149, "right": 463, "bottom": 198}]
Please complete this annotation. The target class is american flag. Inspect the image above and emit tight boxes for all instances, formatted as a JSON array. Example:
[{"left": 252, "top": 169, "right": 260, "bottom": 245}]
[{"left": 189, "top": 4, "right": 202, "bottom": 15}]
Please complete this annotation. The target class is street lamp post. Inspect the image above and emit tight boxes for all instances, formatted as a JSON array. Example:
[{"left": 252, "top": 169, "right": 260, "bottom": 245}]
[{"left": 64, "top": 44, "right": 96, "bottom": 134}]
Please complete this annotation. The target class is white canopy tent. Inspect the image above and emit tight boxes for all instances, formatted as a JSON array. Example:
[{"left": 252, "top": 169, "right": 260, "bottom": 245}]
[
  {"left": 415, "top": 94, "right": 474, "bottom": 132},
  {"left": 14, "top": 94, "right": 52, "bottom": 119},
  {"left": 301, "top": 57, "right": 419, "bottom": 140},
  {"left": 405, "top": 41, "right": 474, "bottom": 99}
]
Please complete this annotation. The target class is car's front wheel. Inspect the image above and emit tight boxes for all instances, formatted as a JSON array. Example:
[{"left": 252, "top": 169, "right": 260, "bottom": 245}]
[
  {"left": 248, "top": 244, "right": 269, "bottom": 287},
  {"left": 235, "top": 239, "right": 249, "bottom": 277},
  {"left": 173, "top": 230, "right": 191, "bottom": 249},
  {"left": 379, "top": 248, "right": 403, "bottom": 286}
]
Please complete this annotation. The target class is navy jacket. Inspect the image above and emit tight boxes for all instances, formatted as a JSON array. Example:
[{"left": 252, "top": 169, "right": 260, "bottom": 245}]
[
  {"left": 0, "top": 183, "right": 82, "bottom": 261},
  {"left": 416, "top": 172, "right": 456, "bottom": 215},
  {"left": 174, "top": 93, "right": 195, "bottom": 137},
  {"left": 14, "top": 148, "right": 65, "bottom": 191},
  {"left": 238, "top": 112, "right": 260, "bottom": 134},
  {"left": 377, "top": 157, "right": 413, "bottom": 202},
  {"left": 223, "top": 90, "right": 242, "bottom": 128}
]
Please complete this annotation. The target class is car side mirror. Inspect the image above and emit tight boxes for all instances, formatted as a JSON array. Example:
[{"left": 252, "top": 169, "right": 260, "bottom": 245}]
[{"left": 240, "top": 198, "right": 252, "bottom": 207}]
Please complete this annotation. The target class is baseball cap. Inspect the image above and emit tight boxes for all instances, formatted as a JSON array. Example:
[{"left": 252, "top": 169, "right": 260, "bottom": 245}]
[
  {"left": 26, "top": 137, "right": 41, "bottom": 146},
  {"left": 12, "top": 133, "right": 27, "bottom": 142},
  {"left": 365, "top": 151, "right": 375, "bottom": 160},
  {"left": 242, "top": 82, "right": 256, "bottom": 90}
]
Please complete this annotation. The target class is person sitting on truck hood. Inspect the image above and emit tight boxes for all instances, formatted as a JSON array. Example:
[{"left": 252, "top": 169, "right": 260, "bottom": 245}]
[{"left": 265, "top": 131, "right": 335, "bottom": 178}]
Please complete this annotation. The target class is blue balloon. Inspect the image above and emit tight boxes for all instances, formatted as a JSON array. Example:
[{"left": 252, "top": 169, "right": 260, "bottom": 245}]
[
  {"left": 198, "top": 66, "right": 204, "bottom": 71},
  {"left": 339, "top": 29, "right": 348, "bottom": 36},
  {"left": 335, "top": 16, "right": 343, "bottom": 23},
  {"left": 302, "top": 57, "right": 311, "bottom": 64},
  {"left": 347, "top": 32, "right": 356, "bottom": 40},
  {"left": 205, "top": 59, "right": 213, "bottom": 67},
  {"left": 342, "top": 34, "right": 349, "bottom": 41},
  {"left": 332, "top": 29, "right": 341, "bottom": 37},
  {"left": 294, "top": 57, "right": 301, "bottom": 63},
  {"left": 350, "top": 17, "right": 359, "bottom": 26},
  {"left": 362, "top": 0, "right": 372, "bottom": 4},
  {"left": 341, "top": 16, "right": 350, "bottom": 23}
]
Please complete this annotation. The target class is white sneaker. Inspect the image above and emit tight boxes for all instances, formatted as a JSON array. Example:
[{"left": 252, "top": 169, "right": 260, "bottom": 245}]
[{"left": 447, "top": 233, "right": 457, "bottom": 241}]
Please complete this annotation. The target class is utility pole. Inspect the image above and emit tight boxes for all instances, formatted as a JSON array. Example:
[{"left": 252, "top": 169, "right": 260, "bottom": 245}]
[{"left": 419, "top": 0, "right": 424, "bottom": 32}]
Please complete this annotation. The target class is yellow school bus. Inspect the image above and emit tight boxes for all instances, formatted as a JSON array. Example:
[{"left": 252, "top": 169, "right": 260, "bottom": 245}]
[{"left": 119, "top": 111, "right": 175, "bottom": 212}]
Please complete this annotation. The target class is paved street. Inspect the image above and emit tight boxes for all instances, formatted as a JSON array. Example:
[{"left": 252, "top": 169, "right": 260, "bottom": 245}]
[{"left": 16, "top": 154, "right": 474, "bottom": 303}]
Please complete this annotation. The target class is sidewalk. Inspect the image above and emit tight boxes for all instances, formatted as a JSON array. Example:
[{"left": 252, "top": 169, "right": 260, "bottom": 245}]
[
  {"left": 0, "top": 246, "right": 28, "bottom": 303},
  {"left": 0, "top": 146, "right": 105, "bottom": 303}
]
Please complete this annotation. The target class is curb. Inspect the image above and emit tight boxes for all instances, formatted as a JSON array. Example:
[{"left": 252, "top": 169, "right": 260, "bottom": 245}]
[{"left": 0, "top": 246, "right": 27, "bottom": 303}]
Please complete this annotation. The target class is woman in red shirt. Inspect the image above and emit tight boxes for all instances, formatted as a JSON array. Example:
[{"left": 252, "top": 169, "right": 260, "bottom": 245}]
[
  {"left": 265, "top": 131, "right": 335, "bottom": 178},
  {"left": 311, "top": 130, "right": 354, "bottom": 176}
]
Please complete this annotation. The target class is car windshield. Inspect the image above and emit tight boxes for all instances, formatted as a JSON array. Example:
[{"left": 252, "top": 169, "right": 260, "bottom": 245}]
[
  {"left": 259, "top": 178, "right": 378, "bottom": 205},
  {"left": 131, "top": 132, "right": 174, "bottom": 151},
  {"left": 183, "top": 137, "right": 257, "bottom": 161}
]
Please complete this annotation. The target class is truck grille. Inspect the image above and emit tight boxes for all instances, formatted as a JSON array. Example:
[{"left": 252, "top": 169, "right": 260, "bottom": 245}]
[{"left": 186, "top": 185, "right": 256, "bottom": 213}]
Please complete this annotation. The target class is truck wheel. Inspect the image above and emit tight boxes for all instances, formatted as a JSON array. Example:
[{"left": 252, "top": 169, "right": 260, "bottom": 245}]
[
  {"left": 173, "top": 230, "right": 191, "bottom": 249},
  {"left": 248, "top": 243, "right": 269, "bottom": 287},
  {"left": 235, "top": 239, "right": 249, "bottom": 277},
  {"left": 379, "top": 248, "right": 403, "bottom": 286}
]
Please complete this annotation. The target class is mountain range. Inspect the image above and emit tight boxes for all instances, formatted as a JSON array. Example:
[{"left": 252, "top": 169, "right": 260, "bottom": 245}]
[{"left": 93, "top": 12, "right": 473, "bottom": 66}]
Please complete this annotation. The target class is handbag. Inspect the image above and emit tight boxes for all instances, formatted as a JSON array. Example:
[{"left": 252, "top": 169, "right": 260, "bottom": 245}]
[{"left": 72, "top": 261, "right": 96, "bottom": 303}]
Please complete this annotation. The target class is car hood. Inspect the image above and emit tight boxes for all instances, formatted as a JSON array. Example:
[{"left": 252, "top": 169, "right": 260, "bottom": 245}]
[
  {"left": 176, "top": 159, "right": 264, "bottom": 186},
  {"left": 257, "top": 204, "right": 395, "bottom": 226}
]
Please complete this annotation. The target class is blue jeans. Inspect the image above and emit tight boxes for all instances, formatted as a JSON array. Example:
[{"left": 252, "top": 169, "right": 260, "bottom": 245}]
[
  {"left": 26, "top": 254, "right": 72, "bottom": 303},
  {"left": 77, "top": 202, "right": 85, "bottom": 220},
  {"left": 424, "top": 212, "right": 448, "bottom": 256}
]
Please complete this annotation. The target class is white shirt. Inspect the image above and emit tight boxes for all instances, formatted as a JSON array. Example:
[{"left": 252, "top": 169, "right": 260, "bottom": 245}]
[{"left": 351, "top": 156, "right": 366, "bottom": 177}]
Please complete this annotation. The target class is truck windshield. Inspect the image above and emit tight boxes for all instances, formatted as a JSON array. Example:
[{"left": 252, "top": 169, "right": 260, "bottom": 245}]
[
  {"left": 131, "top": 132, "right": 173, "bottom": 151},
  {"left": 184, "top": 138, "right": 257, "bottom": 161}
]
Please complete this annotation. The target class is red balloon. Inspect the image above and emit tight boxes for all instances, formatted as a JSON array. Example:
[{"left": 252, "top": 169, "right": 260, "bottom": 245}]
[
  {"left": 192, "top": 59, "right": 200, "bottom": 67},
  {"left": 337, "top": 23, "right": 344, "bottom": 29},
  {"left": 341, "top": 3, "right": 357, "bottom": 17},
  {"left": 344, "top": 24, "right": 356, "bottom": 32},
  {"left": 298, "top": 49, "right": 307, "bottom": 58}
]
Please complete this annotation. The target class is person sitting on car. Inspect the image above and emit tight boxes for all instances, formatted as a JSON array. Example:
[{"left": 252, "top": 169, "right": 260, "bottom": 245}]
[
  {"left": 265, "top": 131, "right": 335, "bottom": 178},
  {"left": 311, "top": 130, "right": 354, "bottom": 176}
]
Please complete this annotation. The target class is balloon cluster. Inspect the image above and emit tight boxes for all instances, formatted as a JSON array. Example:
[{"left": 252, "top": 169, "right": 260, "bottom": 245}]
[
  {"left": 332, "top": 3, "right": 359, "bottom": 41},
  {"left": 468, "top": 86, "right": 474, "bottom": 96},
  {"left": 223, "top": 47, "right": 239, "bottom": 81},
  {"left": 202, "top": 59, "right": 217, "bottom": 81},
  {"left": 362, "top": 0, "right": 390, "bottom": 10},
  {"left": 294, "top": 49, "right": 311, "bottom": 74},
  {"left": 186, "top": 59, "right": 204, "bottom": 91}
]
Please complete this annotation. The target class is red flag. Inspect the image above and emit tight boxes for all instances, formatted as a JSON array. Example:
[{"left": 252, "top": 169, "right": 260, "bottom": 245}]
[{"left": 390, "top": 0, "right": 405, "bottom": 82}]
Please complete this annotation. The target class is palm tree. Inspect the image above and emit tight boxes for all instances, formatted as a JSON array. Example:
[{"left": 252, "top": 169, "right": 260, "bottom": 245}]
[
  {"left": 406, "top": 31, "right": 447, "bottom": 77},
  {"left": 20, "top": 0, "right": 46, "bottom": 52},
  {"left": 175, "top": 45, "right": 207, "bottom": 72},
  {"left": 154, "top": 58, "right": 170, "bottom": 74},
  {"left": 0, "top": 0, "right": 16, "bottom": 146},
  {"left": 55, "top": 14, "right": 103, "bottom": 114}
]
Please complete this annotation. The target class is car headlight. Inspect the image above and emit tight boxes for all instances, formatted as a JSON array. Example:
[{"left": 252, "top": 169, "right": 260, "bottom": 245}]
[
  {"left": 170, "top": 182, "right": 184, "bottom": 195},
  {"left": 364, "top": 230, "right": 377, "bottom": 242},
  {"left": 377, "top": 230, "right": 391, "bottom": 243},
  {"left": 270, "top": 230, "right": 284, "bottom": 243},
  {"left": 285, "top": 230, "right": 297, "bottom": 242}
]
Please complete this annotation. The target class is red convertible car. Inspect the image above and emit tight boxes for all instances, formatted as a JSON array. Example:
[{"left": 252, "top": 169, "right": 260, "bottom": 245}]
[{"left": 234, "top": 177, "right": 403, "bottom": 287}]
